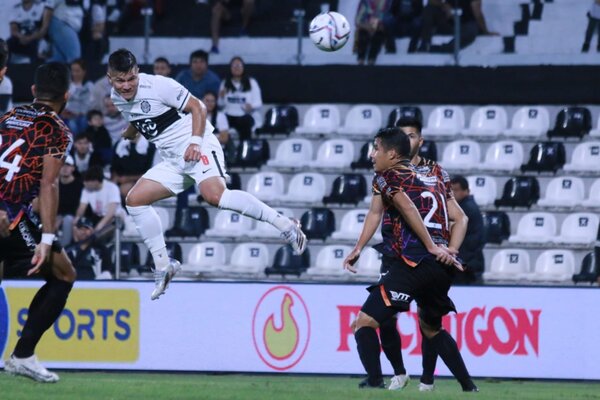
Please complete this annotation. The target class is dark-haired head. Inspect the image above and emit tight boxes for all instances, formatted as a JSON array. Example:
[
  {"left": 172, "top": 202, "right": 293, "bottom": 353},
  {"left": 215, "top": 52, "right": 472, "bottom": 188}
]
[
  {"left": 374, "top": 127, "right": 411, "bottom": 159},
  {"left": 0, "top": 39, "right": 8, "bottom": 71},
  {"left": 190, "top": 49, "right": 208, "bottom": 64},
  {"left": 107, "top": 49, "right": 140, "bottom": 101},
  {"left": 396, "top": 115, "right": 422, "bottom": 135},
  {"left": 33, "top": 62, "right": 70, "bottom": 103},
  {"left": 108, "top": 48, "right": 138, "bottom": 73}
]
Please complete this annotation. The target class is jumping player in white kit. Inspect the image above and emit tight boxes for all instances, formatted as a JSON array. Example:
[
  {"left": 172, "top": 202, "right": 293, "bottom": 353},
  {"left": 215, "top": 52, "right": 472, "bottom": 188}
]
[{"left": 107, "top": 49, "right": 306, "bottom": 300}]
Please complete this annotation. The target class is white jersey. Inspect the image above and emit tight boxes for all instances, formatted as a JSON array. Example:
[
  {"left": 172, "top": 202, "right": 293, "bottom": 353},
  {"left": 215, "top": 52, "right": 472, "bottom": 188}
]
[
  {"left": 10, "top": 0, "right": 47, "bottom": 36},
  {"left": 111, "top": 73, "right": 215, "bottom": 160}
]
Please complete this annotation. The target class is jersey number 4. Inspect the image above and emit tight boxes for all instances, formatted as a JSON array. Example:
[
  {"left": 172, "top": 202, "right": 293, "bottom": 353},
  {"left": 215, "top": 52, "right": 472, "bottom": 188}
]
[{"left": 0, "top": 136, "right": 25, "bottom": 182}]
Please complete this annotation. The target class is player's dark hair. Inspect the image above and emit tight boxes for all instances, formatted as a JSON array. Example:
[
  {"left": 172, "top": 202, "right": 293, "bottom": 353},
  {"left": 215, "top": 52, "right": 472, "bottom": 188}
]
[
  {"left": 0, "top": 39, "right": 8, "bottom": 70},
  {"left": 190, "top": 49, "right": 208, "bottom": 64},
  {"left": 34, "top": 62, "right": 70, "bottom": 101},
  {"left": 86, "top": 109, "right": 103, "bottom": 121},
  {"left": 375, "top": 127, "right": 411, "bottom": 159},
  {"left": 396, "top": 115, "right": 422, "bottom": 135},
  {"left": 83, "top": 165, "right": 104, "bottom": 182},
  {"left": 451, "top": 175, "right": 469, "bottom": 191},
  {"left": 224, "top": 56, "right": 251, "bottom": 93},
  {"left": 108, "top": 49, "right": 138, "bottom": 73},
  {"left": 154, "top": 56, "right": 170, "bottom": 66}
]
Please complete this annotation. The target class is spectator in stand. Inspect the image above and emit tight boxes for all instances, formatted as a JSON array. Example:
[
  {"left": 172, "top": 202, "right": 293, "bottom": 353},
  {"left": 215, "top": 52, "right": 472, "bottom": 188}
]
[
  {"left": 8, "top": 0, "right": 52, "bottom": 63},
  {"left": 102, "top": 94, "right": 129, "bottom": 144},
  {"left": 354, "top": 0, "right": 395, "bottom": 65},
  {"left": 393, "top": 0, "right": 425, "bottom": 53},
  {"left": 62, "top": 58, "right": 94, "bottom": 134},
  {"left": 204, "top": 90, "right": 235, "bottom": 160},
  {"left": 175, "top": 49, "right": 220, "bottom": 100},
  {"left": 71, "top": 133, "right": 104, "bottom": 176},
  {"left": 582, "top": 0, "right": 600, "bottom": 52},
  {"left": 80, "top": 0, "right": 108, "bottom": 68},
  {"left": 450, "top": 175, "right": 485, "bottom": 284},
  {"left": 210, "top": 0, "right": 255, "bottom": 54},
  {"left": 90, "top": 74, "right": 111, "bottom": 111},
  {"left": 218, "top": 56, "right": 262, "bottom": 142},
  {"left": 417, "top": 0, "right": 497, "bottom": 53},
  {"left": 0, "top": 40, "right": 13, "bottom": 115},
  {"left": 66, "top": 217, "right": 113, "bottom": 280},
  {"left": 82, "top": 109, "right": 113, "bottom": 166},
  {"left": 57, "top": 155, "right": 83, "bottom": 246},
  {"left": 111, "top": 134, "right": 156, "bottom": 201},
  {"left": 46, "top": 0, "right": 84, "bottom": 63},
  {"left": 74, "top": 165, "right": 123, "bottom": 236},
  {"left": 153, "top": 56, "right": 172, "bottom": 77}
]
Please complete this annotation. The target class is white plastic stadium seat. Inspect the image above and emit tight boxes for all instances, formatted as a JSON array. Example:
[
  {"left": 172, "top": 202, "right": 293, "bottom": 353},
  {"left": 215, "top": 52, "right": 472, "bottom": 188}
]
[
  {"left": 504, "top": 106, "right": 550, "bottom": 138},
  {"left": 308, "top": 139, "right": 355, "bottom": 169},
  {"left": 463, "top": 106, "right": 508, "bottom": 137},
  {"left": 527, "top": 250, "right": 575, "bottom": 282},
  {"left": 267, "top": 138, "right": 313, "bottom": 168},
  {"left": 479, "top": 140, "right": 524, "bottom": 172},
  {"left": 227, "top": 243, "right": 270, "bottom": 274},
  {"left": 563, "top": 142, "right": 600, "bottom": 172},
  {"left": 182, "top": 242, "right": 227, "bottom": 274},
  {"left": 306, "top": 245, "right": 352, "bottom": 278},
  {"left": 590, "top": 114, "right": 600, "bottom": 137},
  {"left": 331, "top": 209, "right": 369, "bottom": 240},
  {"left": 205, "top": 210, "right": 253, "bottom": 237},
  {"left": 440, "top": 140, "right": 481, "bottom": 170},
  {"left": 339, "top": 104, "right": 382, "bottom": 136},
  {"left": 154, "top": 206, "right": 171, "bottom": 233},
  {"left": 355, "top": 247, "right": 382, "bottom": 280},
  {"left": 422, "top": 105, "right": 465, "bottom": 137},
  {"left": 553, "top": 213, "right": 599, "bottom": 245},
  {"left": 508, "top": 212, "right": 557, "bottom": 244},
  {"left": 248, "top": 208, "right": 294, "bottom": 238},
  {"left": 483, "top": 249, "right": 531, "bottom": 282},
  {"left": 280, "top": 172, "right": 327, "bottom": 204},
  {"left": 245, "top": 171, "right": 285, "bottom": 202},
  {"left": 582, "top": 178, "right": 600, "bottom": 207},
  {"left": 295, "top": 104, "right": 341, "bottom": 135},
  {"left": 466, "top": 175, "right": 497, "bottom": 206},
  {"left": 537, "top": 176, "right": 585, "bottom": 208}
]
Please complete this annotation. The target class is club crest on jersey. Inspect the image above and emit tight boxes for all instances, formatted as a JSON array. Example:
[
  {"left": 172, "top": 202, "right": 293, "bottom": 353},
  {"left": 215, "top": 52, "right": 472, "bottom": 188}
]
[{"left": 141, "top": 100, "right": 151, "bottom": 113}]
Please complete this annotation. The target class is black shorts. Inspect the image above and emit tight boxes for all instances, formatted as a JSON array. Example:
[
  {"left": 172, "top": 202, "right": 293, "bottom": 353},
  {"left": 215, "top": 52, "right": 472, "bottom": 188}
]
[
  {"left": 362, "top": 256, "right": 456, "bottom": 324},
  {"left": 0, "top": 215, "right": 62, "bottom": 281}
]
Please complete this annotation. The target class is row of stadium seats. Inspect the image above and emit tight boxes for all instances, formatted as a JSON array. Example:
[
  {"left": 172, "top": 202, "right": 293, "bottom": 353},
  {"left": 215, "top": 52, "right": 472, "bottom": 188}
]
[
  {"left": 230, "top": 138, "right": 600, "bottom": 174},
  {"left": 256, "top": 104, "right": 600, "bottom": 139}
]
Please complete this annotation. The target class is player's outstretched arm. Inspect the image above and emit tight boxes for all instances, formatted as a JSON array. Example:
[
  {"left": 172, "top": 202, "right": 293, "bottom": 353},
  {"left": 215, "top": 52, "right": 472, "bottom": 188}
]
[
  {"left": 183, "top": 96, "right": 207, "bottom": 162},
  {"left": 344, "top": 195, "right": 384, "bottom": 273},
  {"left": 446, "top": 198, "right": 468, "bottom": 255}
]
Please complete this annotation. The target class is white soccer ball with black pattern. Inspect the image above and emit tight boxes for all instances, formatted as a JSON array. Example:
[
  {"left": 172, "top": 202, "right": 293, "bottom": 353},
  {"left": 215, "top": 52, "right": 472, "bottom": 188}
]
[{"left": 309, "top": 12, "right": 351, "bottom": 52}]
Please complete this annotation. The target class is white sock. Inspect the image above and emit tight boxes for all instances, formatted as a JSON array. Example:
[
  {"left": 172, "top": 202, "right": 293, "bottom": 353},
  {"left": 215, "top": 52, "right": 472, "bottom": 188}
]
[
  {"left": 218, "top": 189, "right": 292, "bottom": 232},
  {"left": 126, "top": 205, "right": 170, "bottom": 270}
]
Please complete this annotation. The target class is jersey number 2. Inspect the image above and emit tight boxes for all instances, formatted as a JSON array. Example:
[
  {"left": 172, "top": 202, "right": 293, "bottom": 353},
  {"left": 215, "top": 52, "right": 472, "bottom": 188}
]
[
  {"left": 421, "top": 191, "right": 449, "bottom": 231},
  {"left": 0, "top": 137, "right": 25, "bottom": 182}
]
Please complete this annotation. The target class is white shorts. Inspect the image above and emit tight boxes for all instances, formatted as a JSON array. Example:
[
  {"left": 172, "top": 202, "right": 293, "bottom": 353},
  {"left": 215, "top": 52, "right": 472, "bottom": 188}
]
[{"left": 142, "top": 133, "right": 227, "bottom": 194}]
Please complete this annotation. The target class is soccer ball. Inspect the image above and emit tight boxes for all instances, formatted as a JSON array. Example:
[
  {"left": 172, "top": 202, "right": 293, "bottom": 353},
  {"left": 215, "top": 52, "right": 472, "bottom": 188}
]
[{"left": 309, "top": 12, "right": 351, "bottom": 52}]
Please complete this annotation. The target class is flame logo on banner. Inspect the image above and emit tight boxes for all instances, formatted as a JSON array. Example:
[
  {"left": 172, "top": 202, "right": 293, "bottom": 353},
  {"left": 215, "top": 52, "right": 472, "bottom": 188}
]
[
  {"left": 263, "top": 294, "right": 299, "bottom": 360},
  {"left": 252, "top": 286, "right": 310, "bottom": 371}
]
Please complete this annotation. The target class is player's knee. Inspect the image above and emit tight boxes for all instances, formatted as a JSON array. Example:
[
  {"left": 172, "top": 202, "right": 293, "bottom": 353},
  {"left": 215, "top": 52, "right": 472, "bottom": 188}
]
[
  {"left": 201, "top": 183, "right": 226, "bottom": 207},
  {"left": 418, "top": 317, "right": 441, "bottom": 339},
  {"left": 355, "top": 311, "right": 379, "bottom": 330}
]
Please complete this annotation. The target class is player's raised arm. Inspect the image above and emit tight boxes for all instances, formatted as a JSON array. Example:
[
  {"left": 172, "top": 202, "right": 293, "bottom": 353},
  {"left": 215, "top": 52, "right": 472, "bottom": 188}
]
[{"left": 182, "top": 95, "right": 207, "bottom": 162}]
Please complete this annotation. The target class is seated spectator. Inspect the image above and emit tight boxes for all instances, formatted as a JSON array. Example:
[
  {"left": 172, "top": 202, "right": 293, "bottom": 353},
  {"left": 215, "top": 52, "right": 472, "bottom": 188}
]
[
  {"left": 74, "top": 165, "right": 123, "bottom": 236},
  {"left": 90, "top": 74, "right": 112, "bottom": 112},
  {"left": 111, "top": 134, "right": 155, "bottom": 200},
  {"left": 175, "top": 49, "right": 220, "bottom": 100},
  {"left": 80, "top": 0, "right": 108, "bottom": 68},
  {"left": 71, "top": 132, "right": 104, "bottom": 176},
  {"left": 66, "top": 217, "right": 112, "bottom": 280},
  {"left": 82, "top": 109, "right": 113, "bottom": 166},
  {"left": 354, "top": 0, "right": 395, "bottom": 65},
  {"left": 153, "top": 56, "right": 172, "bottom": 77},
  {"left": 8, "top": 0, "right": 52, "bottom": 63},
  {"left": 102, "top": 94, "right": 129, "bottom": 144},
  {"left": 417, "top": 0, "right": 497, "bottom": 53},
  {"left": 203, "top": 90, "right": 235, "bottom": 159},
  {"left": 57, "top": 155, "right": 83, "bottom": 246},
  {"left": 392, "top": 0, "right": 424, "bottom": 53},
  {"left": 47, "top": 0, "right": 84, "bottom": 63},
  {"left": 450, "top": 175, "right": 485, "bottom": 284},
  {"left": 62, "top": 58, "right": 94, "bottom": 134},
  {"left": 210, "top": 0, "right": 255, "bottom": 54},
  {"left": 218, "top": 56, "right": 262, "bottom": 141},
  {"left": 0, "top": 40, "right": 12, "bottom": 115}
]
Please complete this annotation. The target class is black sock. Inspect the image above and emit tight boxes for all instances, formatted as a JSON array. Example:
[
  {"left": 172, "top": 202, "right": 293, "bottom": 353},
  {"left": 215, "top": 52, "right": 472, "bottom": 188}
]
[
  {"left": 420, "top": 333, "right": 438, "bottom": 384},
  {"left": 429, "top": 330, "right": 475, "bottom": 391},
  {"left": 379, "top": 318, "right": 406, "bottom": 375},
  {"left": 13, "top": 279, "right": 73, "bottom": 358},
  {"left": 355, "top": 327, "right": 383, "bottom": 385}
]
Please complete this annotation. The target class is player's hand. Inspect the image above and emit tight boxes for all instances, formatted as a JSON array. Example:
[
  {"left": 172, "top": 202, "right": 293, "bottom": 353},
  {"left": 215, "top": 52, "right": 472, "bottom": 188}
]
[
  {"left": 184, "top": 144, "right": 202, "bottom": 162},
  {"left": 0, "top": 210, "right": 9, "bottom": 238},
  {"left": 343, "top": 247, "right": 361, "bottom": 273},
  {"left": 29, "top": 243, "right": 51, "bottom": 275}
]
